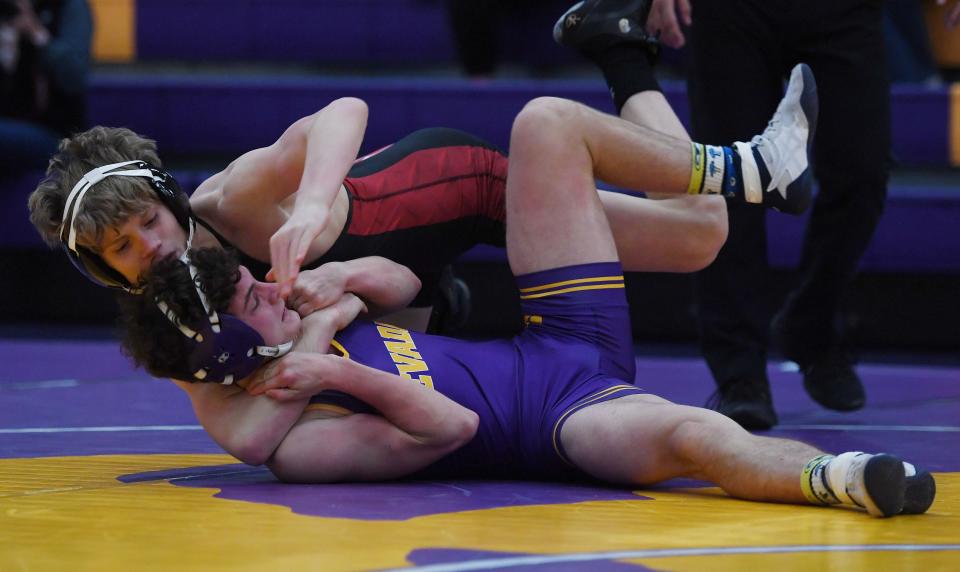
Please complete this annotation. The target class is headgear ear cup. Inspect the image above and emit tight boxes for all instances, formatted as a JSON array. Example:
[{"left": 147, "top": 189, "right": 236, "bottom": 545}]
[
  {"left": 146, "top": 165, "right": 193, "bottom": 230},
  {"left": 65, "top": 245, "right": 132, "bottom": 289}
]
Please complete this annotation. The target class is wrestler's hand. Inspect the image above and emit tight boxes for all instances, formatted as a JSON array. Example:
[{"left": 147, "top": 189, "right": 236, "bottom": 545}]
[
  {"left": 247, "top": 353, "right": 342, "bottom": 400},
  {"left": 287, "top": 262, "right": 348, "bottom": 316},
  {"left": 647, "top": 0, "right": 692, "bottom": 49},
  {"left": 292, "top": 293, "right": 367, "bottom": 354},
  {"left": 939, "top": 0, "right": 960, "bottom": 28},
  {"left": 268, "top": 203, "right": 330, "bottom": 299}
]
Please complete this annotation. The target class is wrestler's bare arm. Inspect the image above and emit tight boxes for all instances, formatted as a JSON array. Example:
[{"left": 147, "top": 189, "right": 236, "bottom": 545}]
[
  {"left": 173, "top": 294, "right": 369, "bottom": 464},
  {"left": 173, "top": 379, "right": 309, "bottom": 466},
  {"left": 218, "top": 97, "right": 367, "bottom": 215},
  {"left": 247, "top": 353, "right": 479, "bottom": 482},
  {"left": 220, "top": 97, "right": 369, "bottom": 292},
  {"left": 191, "top": 98, "right": 368, "bottom": 259},
  {"left": 289, "top": 256, "right": 421, "bottom": 318}
]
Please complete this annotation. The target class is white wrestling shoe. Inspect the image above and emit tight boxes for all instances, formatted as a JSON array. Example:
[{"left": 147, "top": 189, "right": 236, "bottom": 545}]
[{"left": 736, "top": 63, "right": 819, "bottom": 215}]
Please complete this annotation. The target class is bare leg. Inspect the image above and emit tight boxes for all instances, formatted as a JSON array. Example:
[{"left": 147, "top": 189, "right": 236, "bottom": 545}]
[
  {"left": 561, "top": 394, "right": 820, "bottom": 503},
  {"left": 620, "top": 91, "right": 690, "bottom": 141},
  {"left": 601, "top": 191, "right": 727, "bottom": 272},
  {"left": 505, "top": 96, "right": 716, "bottom": 274},
  {"left": 602, "top": 89, "right": 728, "bottom": 272}
]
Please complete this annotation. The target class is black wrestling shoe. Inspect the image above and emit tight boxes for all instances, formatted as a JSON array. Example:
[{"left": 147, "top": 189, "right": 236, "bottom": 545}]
[
  {"left": 852, "top": 454, "right": 907, "bottom": 517},
  {"left": 799, "top": 350, "right": 866, "bottom": 411},
  {"left": 771, "top": 309, "right": 865, "bottom": 411},
  {"left": 553, "top": 0, "right": 659, "bottom": 59},
  {"left": 706, "top": 378, "right": 778, "bottom": 430},
  {"left": 902, "top": 468, "right": 937, "bottom": 514}
]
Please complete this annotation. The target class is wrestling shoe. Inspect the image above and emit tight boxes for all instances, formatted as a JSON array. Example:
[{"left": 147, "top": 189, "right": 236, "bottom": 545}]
[
  {"left": 737, "top": 63, "right": 818, "bottom": 215},
  {"left": 902, "top": 466, "right": 937, "bottom": 515},
  {"left": 553, "top": 0, "right": 659, "bottom": 58},
  {"left": 771, "top": 311, "right": 866, "bottom": 411},
  {"left": 799, "top": 349, "right": 866, "bottom": 411},
  {"left": 706, "top": 378, "right": 778, "bottom": 430},
  {"left": 837, "top": 453, "right": 907, "bottom": 517}
]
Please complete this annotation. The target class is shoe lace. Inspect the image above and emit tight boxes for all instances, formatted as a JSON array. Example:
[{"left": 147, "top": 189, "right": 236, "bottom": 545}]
[{"left": 750, "top": 115, "right": 783, "bottom": 152}]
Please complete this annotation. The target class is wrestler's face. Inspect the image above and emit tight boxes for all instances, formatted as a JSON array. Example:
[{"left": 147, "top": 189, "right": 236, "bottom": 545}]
[
  {"left": 98, "top": 202, "right": 187, "bottom": 285},
  {"left": 227, "top": 266, "right": 301, "bottom": 346}
]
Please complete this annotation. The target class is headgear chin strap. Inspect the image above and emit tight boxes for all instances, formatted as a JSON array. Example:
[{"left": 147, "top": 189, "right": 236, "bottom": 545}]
[
  {"left": 158, "top": 251, "right": 294, "bottom": 385},
  {"left": 58, "top": 160, "right": 193, "bottom": 292}
]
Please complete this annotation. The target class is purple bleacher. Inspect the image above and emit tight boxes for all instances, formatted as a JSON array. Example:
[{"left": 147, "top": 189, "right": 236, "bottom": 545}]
[
  {"left": 135, "top": 0, "right": 579, "bottom": 69},
  {"left": 2, "top": 172, "right": 46, "bottom": 248},
  {"left": 88, "top": 75, "right": 627, "bottom": 156},
  {"left": 87, "top": 75, "right": 946, "bottom": 167},
  {"left": 458, "top": 186, "right": 960, "bottom": 274},
  {"left": 137, "top": 0, "right": 453, "bottom": 64},
  {"left": 890, "top": 86, "right": 950, "bottom": 166}
]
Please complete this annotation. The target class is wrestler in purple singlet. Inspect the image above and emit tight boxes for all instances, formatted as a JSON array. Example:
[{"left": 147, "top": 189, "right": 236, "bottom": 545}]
[{"left": 310, "top": 262, "right": 647, "bottom": 480}]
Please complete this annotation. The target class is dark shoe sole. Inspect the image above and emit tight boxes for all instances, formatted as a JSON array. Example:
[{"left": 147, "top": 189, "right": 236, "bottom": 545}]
[
  {"left": 553, "top": 0, "right": 656, "bottom": 50},
  {"left": 784, "top": 63, "right": 818, "bottom": 215},
  {"left": 863, "top": 454, "right": 907, "bottom": 517},
  {"left": 902, "top": 470, "right": 936, "bottom": 514},
  {"left": 802, "top": 376, "right": 866, "bottom": 412}
]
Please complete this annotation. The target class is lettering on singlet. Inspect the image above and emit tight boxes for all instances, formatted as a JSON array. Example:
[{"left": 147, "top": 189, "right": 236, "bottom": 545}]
[{"left": 375, "top": 322, "right": 434, "bottom": 389}]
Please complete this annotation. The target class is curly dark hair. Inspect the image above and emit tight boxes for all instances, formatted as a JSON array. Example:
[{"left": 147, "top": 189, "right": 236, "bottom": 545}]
[{"left": 117, "top": 248, "right": 241, "bottom": 380}]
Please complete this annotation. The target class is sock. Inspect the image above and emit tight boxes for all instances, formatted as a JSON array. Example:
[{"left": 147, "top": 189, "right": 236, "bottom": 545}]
[
  {"left": 801, "top": 454, "right": 841, "bottom": 506},
  {"left": 587, "top": 44, "right": 661, "bottom": 113},
  {"left": 687, "top": 142, "right": 734, "bottom": 197},
  {"left": 687, "top": 142, "right": 771, "bottom": 205}
]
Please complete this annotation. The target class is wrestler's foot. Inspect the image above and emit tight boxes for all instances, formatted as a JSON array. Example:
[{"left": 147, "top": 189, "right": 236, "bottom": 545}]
[
  {"left": 553, "top": 0, "right": 658, "bottom": 59},
  {"left": 902, "top": 467, "right": 937, "bottom": 514},
  {"left": 807, "top": 452, "right": 936, "bottom": 517},
  {"left": 844, "top": 453, "right": 910, "bottom": 517},
  {"left": 737, "top": 63, "right": 818, "bottom": 215}
]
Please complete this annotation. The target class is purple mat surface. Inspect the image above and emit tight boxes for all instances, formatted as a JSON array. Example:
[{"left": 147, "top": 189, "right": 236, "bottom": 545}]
[{"left": 2, "top": 338, "right": 957, "bottom": 471}]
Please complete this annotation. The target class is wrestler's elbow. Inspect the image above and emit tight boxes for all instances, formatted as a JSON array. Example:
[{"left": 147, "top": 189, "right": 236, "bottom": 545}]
[
  {"left": 396, "top": 267, "right": 422, "bottom": 307},
  {"left": 440, "top": 408, "right": 480, "bottom": 449},
  {"left": 222, "top": 430, "right": 278, "bottom": 466},
  {"left": 318, "top": 97, "right": 368, "bottom": 124},
  {"left": 458, "top": 409, "right": 480, "bottom": 444}
]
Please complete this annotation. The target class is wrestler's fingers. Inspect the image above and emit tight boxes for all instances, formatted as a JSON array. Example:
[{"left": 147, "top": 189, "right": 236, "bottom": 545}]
[
  {"left": 294, "top": 301, "right": 317, "bottom": 317},
  {"left": 245, "top": 373, "right": 273, "bottom": 395},
  {"left": 266, "top": 388, "right": 300, "bottom": 401}
]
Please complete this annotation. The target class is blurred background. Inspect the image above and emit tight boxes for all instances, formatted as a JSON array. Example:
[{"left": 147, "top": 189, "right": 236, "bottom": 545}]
[{"left": 1, "top": 0, "right": 957, "bottom": 357}]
